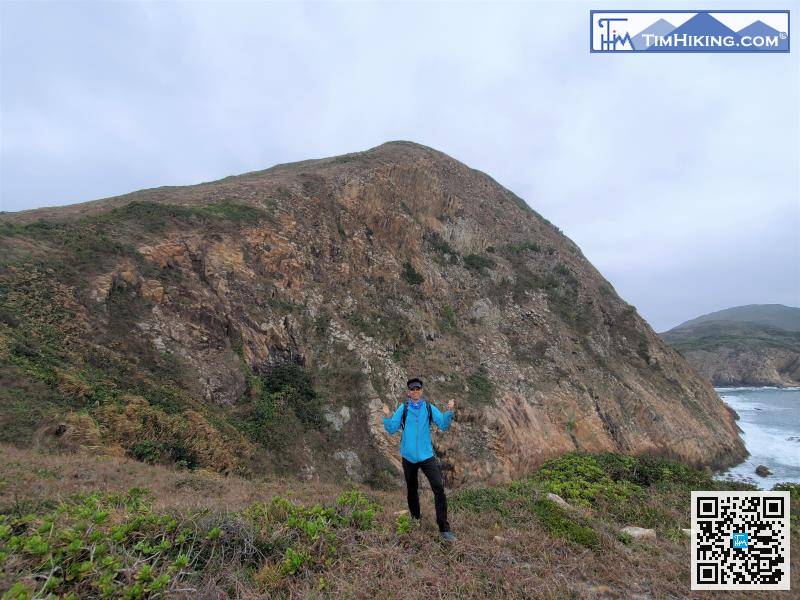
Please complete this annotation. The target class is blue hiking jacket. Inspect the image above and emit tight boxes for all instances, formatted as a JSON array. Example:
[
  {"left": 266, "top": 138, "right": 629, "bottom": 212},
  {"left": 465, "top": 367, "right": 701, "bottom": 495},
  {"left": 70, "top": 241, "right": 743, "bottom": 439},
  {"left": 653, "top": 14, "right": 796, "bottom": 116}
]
[{"left": 383, "top": 396, "right": 454, "bottom": 463}]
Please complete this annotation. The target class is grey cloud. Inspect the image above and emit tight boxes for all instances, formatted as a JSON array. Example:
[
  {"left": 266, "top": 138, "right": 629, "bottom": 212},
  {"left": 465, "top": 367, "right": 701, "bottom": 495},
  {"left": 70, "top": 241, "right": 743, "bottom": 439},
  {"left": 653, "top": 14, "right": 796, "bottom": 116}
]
[{"left": 1, "top": 1, "right": 797, "bottom": 331}]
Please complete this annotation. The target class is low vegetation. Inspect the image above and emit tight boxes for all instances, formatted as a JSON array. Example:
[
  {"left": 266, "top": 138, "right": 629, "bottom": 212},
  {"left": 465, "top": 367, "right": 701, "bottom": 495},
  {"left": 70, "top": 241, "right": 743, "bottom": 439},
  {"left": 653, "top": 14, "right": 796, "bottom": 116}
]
[
  {"left": 439, "top": 305, "right": 457, "bottom": 332},
  {"left": 400, "top": 261, "right": 423, "bottom": 286},
  {"left": 1, "top": 448, "right": 796, "bottom": 598},
  {"left": 0, "top": 201, "right": 270, "bottom": 286},
  {"left": 465, "top": 367, "right": 494, "bottom": 405},
  {"left": 0, "top": 484, "right": 378, "bottom": 599},
  {"left": 424, "top": 231, "right": 459, "bottom": 266},
  {"left": 237, "top": 363, "right": 326, "bottom": 455},
  {"left": 462, "top": 253, "right": 495, "bottom": 273},
  {"left": 0, "top": 202, "right": 278, "bottom": 475}
]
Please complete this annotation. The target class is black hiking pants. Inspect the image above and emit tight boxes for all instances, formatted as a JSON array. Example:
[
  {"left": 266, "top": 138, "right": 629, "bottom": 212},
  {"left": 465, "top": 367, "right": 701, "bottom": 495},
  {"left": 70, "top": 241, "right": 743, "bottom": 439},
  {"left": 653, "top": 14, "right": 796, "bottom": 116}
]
[{"left": 402, "top": 456, "right": 450, "bottom": 532}]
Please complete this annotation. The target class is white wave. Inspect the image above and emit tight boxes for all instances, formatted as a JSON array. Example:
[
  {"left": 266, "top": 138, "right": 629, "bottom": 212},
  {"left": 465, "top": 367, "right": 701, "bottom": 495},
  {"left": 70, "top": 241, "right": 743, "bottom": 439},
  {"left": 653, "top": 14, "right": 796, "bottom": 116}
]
[
  {"left": 720, "top": 397, "right": 788, "bottom": 412},
  {"left": 714, "top": 387, "right": 800, "bottom": 488},
  {"left": 738, "top": 426, "right": 800, "bottom": 468},
  {"left": 715, "top": 386, "right": 800, "bottom": 392}
]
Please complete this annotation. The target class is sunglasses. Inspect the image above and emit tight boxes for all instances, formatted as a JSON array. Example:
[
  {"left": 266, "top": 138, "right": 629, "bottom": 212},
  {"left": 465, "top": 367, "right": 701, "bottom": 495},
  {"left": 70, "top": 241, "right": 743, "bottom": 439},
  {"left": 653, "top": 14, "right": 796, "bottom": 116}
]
[{"left": 408, "top": 386, "right": 422, "bottom": 391}]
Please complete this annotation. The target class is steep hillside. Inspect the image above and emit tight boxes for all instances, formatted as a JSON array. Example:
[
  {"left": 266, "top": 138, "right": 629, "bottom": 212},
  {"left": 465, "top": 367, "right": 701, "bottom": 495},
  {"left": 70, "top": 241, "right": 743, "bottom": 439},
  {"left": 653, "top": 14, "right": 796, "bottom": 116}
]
[
  {"left": 0, "top": 141, "right": 746, "bottom": 485},
  {"left": 661, "top": 318, "right": 800, "bottom": 387}
]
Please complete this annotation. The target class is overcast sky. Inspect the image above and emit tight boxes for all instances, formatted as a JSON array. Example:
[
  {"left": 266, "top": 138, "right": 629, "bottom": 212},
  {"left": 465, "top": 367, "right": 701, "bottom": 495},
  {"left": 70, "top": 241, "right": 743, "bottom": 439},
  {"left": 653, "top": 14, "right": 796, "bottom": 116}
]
[{"left": 1, "top": 0, "right": 798, "bottom": 331}]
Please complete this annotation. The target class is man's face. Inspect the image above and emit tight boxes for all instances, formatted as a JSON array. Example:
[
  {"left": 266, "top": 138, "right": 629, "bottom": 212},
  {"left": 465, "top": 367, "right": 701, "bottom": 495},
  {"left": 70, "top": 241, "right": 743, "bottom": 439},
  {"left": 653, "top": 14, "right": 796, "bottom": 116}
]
[{"left": 409, "top": 386, "right": 423, "bottom": 400}]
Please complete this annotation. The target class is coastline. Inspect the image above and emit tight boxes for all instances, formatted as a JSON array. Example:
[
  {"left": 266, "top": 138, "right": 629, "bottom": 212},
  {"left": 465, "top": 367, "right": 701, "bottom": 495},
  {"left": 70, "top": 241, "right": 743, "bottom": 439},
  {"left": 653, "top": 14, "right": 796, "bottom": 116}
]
[{"left": 712, "top": 386, "right": 800, "bottom": 490}]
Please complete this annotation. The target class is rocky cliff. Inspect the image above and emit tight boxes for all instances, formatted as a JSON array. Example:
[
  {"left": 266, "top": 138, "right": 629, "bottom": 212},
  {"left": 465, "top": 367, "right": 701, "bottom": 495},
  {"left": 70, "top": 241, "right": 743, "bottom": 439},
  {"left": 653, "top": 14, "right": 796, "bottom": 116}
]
[
  {"left": 661, "top": 319, "right": 800, "bottom": 387},
  {"left": 0, "top": 141, "right": 747, "bottom": 486}
]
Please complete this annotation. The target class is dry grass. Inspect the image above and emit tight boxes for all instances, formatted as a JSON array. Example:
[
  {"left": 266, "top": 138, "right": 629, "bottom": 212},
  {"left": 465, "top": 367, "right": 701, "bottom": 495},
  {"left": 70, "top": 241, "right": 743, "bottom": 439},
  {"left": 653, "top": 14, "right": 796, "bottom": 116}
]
[
  {"left": 0, "top": 445, "right": 330, "bottom": 515},
  {"left": 1, "top": 445, "right": 797, "bottom": 599}
]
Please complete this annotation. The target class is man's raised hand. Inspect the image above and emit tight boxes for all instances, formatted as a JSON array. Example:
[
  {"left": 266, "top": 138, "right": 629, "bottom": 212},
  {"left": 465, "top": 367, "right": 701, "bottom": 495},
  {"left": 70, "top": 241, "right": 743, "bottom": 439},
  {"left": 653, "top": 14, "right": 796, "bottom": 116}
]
[
  {"left": 446, "top": 399, "right": 455, "bottom": 411},
  {"left": 382, "top": 403, "right": 391, "bottom": 417}
]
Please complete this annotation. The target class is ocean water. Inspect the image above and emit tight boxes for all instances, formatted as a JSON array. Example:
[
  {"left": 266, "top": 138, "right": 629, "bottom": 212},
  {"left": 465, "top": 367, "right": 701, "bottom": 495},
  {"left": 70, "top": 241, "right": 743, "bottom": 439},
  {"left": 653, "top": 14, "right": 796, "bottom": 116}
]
[{"left": 713, "top": 386, "right": 800, "bottom": 490}]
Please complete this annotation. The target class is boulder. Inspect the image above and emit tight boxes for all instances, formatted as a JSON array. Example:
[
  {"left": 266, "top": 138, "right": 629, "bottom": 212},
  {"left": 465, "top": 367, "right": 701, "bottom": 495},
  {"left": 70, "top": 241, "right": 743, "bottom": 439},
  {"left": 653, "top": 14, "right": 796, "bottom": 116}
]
[
  {"left": 620, "top": 526, "right": 656, "bottom": 540},
  {"left": 755, "top": 464, "right": 772, "bottom": 477},
  {"left": 547, "top": 492, "right": 577, "bottom": 512}
]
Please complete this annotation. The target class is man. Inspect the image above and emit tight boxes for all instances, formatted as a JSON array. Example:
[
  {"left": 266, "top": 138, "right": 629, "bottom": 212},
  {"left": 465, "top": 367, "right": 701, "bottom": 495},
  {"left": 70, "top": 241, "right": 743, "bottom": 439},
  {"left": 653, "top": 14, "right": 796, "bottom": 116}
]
[{"left": 382, "top": 377, "right": 456, "bottom": 542}]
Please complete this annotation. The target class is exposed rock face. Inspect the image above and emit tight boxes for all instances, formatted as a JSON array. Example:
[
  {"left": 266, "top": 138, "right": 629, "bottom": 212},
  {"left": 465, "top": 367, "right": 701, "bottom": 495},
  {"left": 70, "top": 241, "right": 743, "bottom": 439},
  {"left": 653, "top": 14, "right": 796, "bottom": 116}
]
[
  {"left": 660, "top": 319, "right": 800, "bottom": 387},
  {"left": 0, "top": 141, "right": 747, "bottom": 485},
  {"left": 682, "top": 347, "right": 800, "bottom": 387}
]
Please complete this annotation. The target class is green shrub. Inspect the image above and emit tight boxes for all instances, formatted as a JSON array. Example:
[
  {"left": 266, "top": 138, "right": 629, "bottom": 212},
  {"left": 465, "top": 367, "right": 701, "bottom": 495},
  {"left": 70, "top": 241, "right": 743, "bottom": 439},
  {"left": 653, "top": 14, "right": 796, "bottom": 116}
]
[
  {"left": 617, "top": 531, "right": 633, "bottom": 545},
  {"left": 594, "top": 452, "right": 710, "bottom": 489},
  {"left": 251, "top": 490, "right": 381, "bottom": 536},
  {"left": 466, "top": 367, "right": 494, "bottom": 405},
  {"left": 129, "top": 440, "right": 198, "bottom": 469},
  {"left": 262, "top": 363, "right": 314, "bottom": 404},
  {"left": 395, "top": 514, "right": 412, "bottom": 535},
  {"left": 2, "top": 201, "right": 268, "bottom": 282},
  {"left": 772, "top": 482, "right": 800, "bottom": 500},
  {"left": 314, "top": 312, "right": 331, "bottom": 337},
  {"left": 452, "top": 479, "right": 597, "bottom": 548},
  {"left": 440, "top": 305, "right": 457, "bottom": 331},
  {"left": 335, "top": 489, "right": 380, "bottom": 530},
  {"left": 131, "top": 440, "right": 163, "bottom": 464},
  {"left": 190, "top": 201, "right": 268, "bottom": 224},
  {"left": 346, "top": 312, "right": 379, "bottom": 338},
  {"left": 531, "top": 498, "right": 599, "bottom": 548},
  {"left": 425, "top": 232, "right": 458, "bottom": 257},
  {"left": 533, "top": 453, "right": 644, "bottom": 508},
  {"left": 242, "top": 388, "right": 293, "bottom": 451},
  {"left": 281, "top": 547, "right": 312, "bottom": 575},
  {"left": 259, "top": 363, "right": 325, "bottom": 429},
  {"left": 0, "top": 264, "right": 206, "bottom": 451},
  {"left": 602, "top": 498, "right": 673, "bottom": 530},
  {"left": 401, "top": 261, "right": 424, "bottom": 285},
  {"left": 463, "top": 253, "right": 495, "bottom": 272},
  {"left": 505, "top": 241, "right": 541, "bottom": 254},
  {"left": 166, "top": 442, "right": 198, "bottom": 470},
  {"left": 491, "top": 247, "right": 594, "bottom": 333},
  {"left": 267, "top": 297, "right": 299, "bottom": 313}
]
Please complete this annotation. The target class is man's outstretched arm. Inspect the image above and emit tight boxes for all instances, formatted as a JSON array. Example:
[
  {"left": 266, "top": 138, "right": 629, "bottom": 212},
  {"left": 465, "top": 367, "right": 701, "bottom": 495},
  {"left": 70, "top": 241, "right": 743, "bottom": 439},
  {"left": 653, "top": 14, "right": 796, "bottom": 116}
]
[
  {"left": 431, "top": 400, "right": 455, "bottom": 431},
  {"left": 383, "top": 403, "right": 404, "bottom": 435}
]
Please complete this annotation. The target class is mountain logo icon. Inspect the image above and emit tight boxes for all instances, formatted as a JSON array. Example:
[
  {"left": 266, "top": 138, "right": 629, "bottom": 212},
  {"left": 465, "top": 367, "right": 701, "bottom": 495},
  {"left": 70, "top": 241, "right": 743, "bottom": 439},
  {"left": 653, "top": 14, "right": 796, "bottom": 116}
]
[{"left": 591, "top": 10, "right": 790, "bottom": 54}]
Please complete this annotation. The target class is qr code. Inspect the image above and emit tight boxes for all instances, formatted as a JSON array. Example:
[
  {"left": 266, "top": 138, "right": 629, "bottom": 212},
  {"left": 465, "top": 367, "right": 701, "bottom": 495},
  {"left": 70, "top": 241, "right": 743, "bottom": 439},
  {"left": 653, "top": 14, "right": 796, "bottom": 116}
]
[{"left": 691, "top": 491, "right": 791, "bottom": 590}]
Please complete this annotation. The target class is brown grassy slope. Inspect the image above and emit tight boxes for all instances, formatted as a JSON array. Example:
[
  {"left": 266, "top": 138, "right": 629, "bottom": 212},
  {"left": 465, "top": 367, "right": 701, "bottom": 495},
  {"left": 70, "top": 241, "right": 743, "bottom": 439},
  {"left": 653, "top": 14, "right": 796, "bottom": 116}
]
[{"left": 1, "top": 445, "right": 796, "bottom": 599}]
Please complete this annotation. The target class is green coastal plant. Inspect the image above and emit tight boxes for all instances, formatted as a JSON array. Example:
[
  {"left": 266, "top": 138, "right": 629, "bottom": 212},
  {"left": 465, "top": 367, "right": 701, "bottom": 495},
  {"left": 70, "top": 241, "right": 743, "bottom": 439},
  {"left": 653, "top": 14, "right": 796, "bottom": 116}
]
[
  {"left": 530, "top": 497, "right": 599, "bottom": 548},
  {"left": 534, "top": 453, "right": 644, "bottom": 507},
  {"left": 395, "top": 513, "right": 412, "bottom": 535},
  {"left": 1, "top": 484, "right": 383, "bottom": 599}
]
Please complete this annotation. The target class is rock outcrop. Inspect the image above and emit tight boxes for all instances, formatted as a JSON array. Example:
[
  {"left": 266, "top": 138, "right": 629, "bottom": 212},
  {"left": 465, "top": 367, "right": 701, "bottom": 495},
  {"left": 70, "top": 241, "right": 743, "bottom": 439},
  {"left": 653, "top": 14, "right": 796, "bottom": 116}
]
[{"left": 660, "top": 318, "right": 800, "bottom": 387}]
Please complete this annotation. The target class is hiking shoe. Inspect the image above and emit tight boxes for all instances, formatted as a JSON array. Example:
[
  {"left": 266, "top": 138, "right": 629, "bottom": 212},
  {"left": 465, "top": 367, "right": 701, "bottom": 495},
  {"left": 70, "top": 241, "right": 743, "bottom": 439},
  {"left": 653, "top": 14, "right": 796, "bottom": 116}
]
[{"left": 440, "top": 530, "right": 456, "bottom": 543}]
